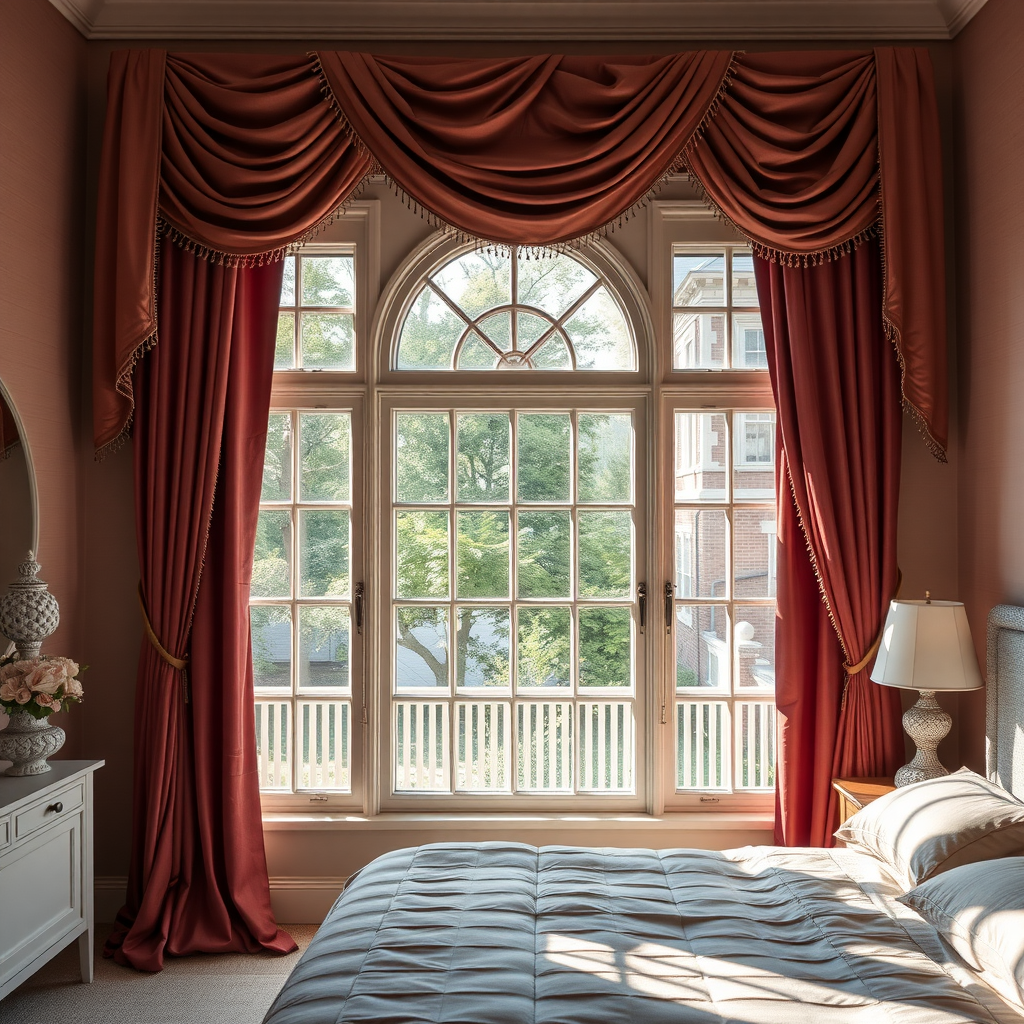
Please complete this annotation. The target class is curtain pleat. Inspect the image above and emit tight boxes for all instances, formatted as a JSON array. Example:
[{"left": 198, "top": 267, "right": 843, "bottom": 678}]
[
  {"left": 756, "top": 239, "right": 905, "bottom": 848},
  {"left": 105, "top": 242, "right": 294, "bottom": 971}
]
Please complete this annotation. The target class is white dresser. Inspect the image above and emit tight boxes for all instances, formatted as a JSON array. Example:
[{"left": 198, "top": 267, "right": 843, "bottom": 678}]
[{"left": 0, "top": 759, "right": 104, "bottom": 1000}]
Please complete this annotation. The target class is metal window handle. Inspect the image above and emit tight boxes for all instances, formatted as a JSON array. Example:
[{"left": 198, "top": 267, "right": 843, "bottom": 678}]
[
  {"left": 47, "top": 801, "right": 63, "bottom": 814},
  {"left": 637, "top": 583, "right": 647, "bottom": 633},
  {"left": 665, "top": 581, "right": 674, "bottom": 634},
  {"left": 355, "top": 582, "right": 364, "bottom": 635}
]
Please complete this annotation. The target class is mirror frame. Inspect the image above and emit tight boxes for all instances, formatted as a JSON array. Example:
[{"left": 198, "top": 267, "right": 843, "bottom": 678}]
[{"left": 0, "top": 379, "right": 40, "bottom": 561}]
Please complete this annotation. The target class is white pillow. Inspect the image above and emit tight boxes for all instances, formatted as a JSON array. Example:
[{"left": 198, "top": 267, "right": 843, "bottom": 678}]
[
  {"left": 834, "top": 768, "right": 1024, "bottom": 889},
  {"left": 899, "top": 857, "right": 1024, "bottom": 1009}
]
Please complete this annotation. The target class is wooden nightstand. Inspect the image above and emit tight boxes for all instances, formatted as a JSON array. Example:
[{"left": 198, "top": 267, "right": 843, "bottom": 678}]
[{"left": 832, "top": 776, "right": 896, "bottom": 825}]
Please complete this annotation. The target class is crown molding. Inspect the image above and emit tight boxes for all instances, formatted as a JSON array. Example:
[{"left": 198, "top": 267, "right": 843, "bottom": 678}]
[{"left": 46, "top": 0, "right": 990, "bottom": 42}]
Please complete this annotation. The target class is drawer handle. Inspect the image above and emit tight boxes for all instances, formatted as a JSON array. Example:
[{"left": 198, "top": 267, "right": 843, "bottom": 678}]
[{"left": 46, "top": 801, "right": 63, "bottom": 814}]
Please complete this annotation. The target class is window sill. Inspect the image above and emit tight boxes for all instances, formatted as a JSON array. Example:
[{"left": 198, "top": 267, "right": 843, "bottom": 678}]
[{"left": 262, "top": 810, "right": 774, "bottom": 832}]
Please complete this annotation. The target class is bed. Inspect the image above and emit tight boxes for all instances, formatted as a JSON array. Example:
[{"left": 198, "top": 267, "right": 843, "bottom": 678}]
[{"left": 263, "top": 605, "right": 1024, "bottom": 1024}]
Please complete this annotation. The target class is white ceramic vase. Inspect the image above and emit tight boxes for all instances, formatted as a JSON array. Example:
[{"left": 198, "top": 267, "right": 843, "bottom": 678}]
[{"left": 0, "top": 710, "right": 65, "bottom": 776}]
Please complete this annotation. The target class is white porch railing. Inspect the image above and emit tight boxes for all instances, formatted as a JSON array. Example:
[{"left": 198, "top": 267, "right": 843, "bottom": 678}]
[
  {"left": 578, "top": 701, "right": 634, "bottom": 792},
  {"left": 255, "top": 700, "right": 290, "bottom": 790},
  {"left": 517, "top": 701, "right": 573, "bottom": 792},
  {"left": 395, "top": 701, "right": 449, "bottom": 791},
  {"left": 736, "top": 699, "right": 775, "bottom": 790},
  {"left": 676, "top": 700, "right": 728, "bottom": 790},
  {"left": 297, "top": 700, "right": 350, "bottom": 791},
  {"left": 456, "top": 701, "right": 510, "bottom": 792}
]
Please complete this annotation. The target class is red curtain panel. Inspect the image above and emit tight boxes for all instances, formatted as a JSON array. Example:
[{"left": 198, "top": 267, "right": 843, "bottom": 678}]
[
  {"left": 756, "top": 239, "right": 905, "bottom": 848},
  {"left": 105, "top": 242, "right": 294, "bottom": 971}
]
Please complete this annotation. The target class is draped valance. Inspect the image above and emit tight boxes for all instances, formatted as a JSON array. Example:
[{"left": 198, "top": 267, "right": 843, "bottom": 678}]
[{"left": 92, "top": 47, "right": 947, "bottom": 458}]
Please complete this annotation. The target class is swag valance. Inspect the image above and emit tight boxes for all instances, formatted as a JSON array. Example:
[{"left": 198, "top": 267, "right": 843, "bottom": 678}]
[{"left": 93, "top": 47, "right": 946, "bottom": 457}]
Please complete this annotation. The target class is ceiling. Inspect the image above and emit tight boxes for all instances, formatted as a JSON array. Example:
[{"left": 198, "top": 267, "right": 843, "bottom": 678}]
[{"left": 48, "top": 0, "right": 989, "bottom": 41}]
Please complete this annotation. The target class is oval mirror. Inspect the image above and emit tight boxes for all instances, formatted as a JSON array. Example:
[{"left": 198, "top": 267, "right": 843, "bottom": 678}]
[{"left": 0, "top": 381, "right": 39, "bottom": 642}]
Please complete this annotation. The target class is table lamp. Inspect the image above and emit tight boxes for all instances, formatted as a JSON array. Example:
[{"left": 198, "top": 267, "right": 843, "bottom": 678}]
[{"left": 870, "top": 593, "right": 983, "bottom": 788}]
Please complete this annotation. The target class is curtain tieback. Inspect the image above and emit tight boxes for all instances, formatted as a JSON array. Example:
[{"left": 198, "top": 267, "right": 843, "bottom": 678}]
[
  {"left": 841, "top": 569, "right": 903, "bottom": 713},
  {"left": 137, "top": 582, "right": 189, "bottom": 672}
]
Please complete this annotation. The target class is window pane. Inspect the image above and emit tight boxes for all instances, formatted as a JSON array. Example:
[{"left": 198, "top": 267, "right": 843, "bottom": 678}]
[
  {"left": 517, "top": 511, "right": 570, "bottom": 599},
  {"left": 251, "top": 605, "right": 291, "bottom": 688},
  {"left": 579, "top": 608, "right": 631, "bottom": 688},
  {"left": 677, "top": 700, "right": 729, "bottom": 789},
  {"left": 395, "top": 608, "right": 449, "bottom": 689},
  {"left": 578, "top": 511, "right": 631, "bottom": 598},
  {"left": 733, "top": 413, "right": 775, "bottom": 500},
  {"left": 297, "top": 700, "right": 350, "bottom": 791},
  {"left": 516, "top": 607, "right": 570, "bottom": 688},
  {"left": 736, "top": 701, "right": 775, "bottom": 790},
  {"left": 301, "top": 312, "right": 354, "bottom": 370},
  {"left": 517, "top": 701, "right": 573, "bottom": 791},
  {"left": 673, "top": 253, "right": 724, "bottom": 306},
  {"left": 673, "top": 311, "right": 726, "bottom": 369},
  {"left": 301, "top": 256, "right": 354, "bottom": 307},
  {"left": 674, "top": 510, "right": 728, "bottom": 599},
  {"left": 457, "top": 701, "right": 510, "bottom": 791},
  {"left": 564, "top": 287, "right": 634, "bottom": 370},
  {"left": 456, "top": 332, "right": 500, "bottom": 369},
  {"left": 676, "top": 604, "right": 730, "bottom": 690},
  {"left": 674, "top": 413, "right": 727, "bottom": 502},
  {"left": 299, "top": 413, "right": 350, "bottom": 502},
  {"left": 731, "top": 251, "right": 758, "bottom": 307},
  {"left": 735, "top": 608, "right": 775, "bottom": 690},
  {"left": 300, "top": 510, "right": 349, "bottom": 597},
  {"left": 457, "top": 511, "right": 510, "bottom": 599},
  {"left": 395, "top": 511, "right": 449, "bottom": 599},
  {"left": 298, "top": 605, "right": 350, "bottom": 688},
  {"left": 262, "top": 413, "right": 292, "bottom": 502},
  {"left": 396, "top": 286, "right": 466, "bottom": 369},
  {"left": 517, "top": 413, "right": 570, "bottom": 502},
  {"left": 396, "top": 413, "right": 449, "bottom": 503},
  {"left": 578, "top": 413, "right": 631, "bottom": 504},
  {"left": 734, "top": 509, "right": 777, "bottom": 598},
  {"left": 578, "top": 702, "right": 634, "bottom": 791},
  {"left": 252, "top": 510, "right": 291, "bottom": 598},
  {"left": 529, "top": 333, "right": 572, "bottom": 369},
  {"left": 255, "top": 701, "right": 290, "bottom": 789},
  {"left": 395, "top": 701, "right": 449, "bottom": 790},
  {"left": 516, "top": 311, "right": 552, "bottom": 348},
  {"left": 456, "top": 608, "right": 511, "bottom": 688},
  {"left": 457, "top": 413, "right": 510, "bottom": 502},
  {"left": 274, "top": 312, "right": 294, "bottom": 369},
  {"left": 280, "top": 256, "right": 295, "bottom": 305},
  {"left": 517, "top": 254, "right": 596, "bottom": 317},
  {"left": 431, "top": 250, "right": 511, "bottom": 319}
]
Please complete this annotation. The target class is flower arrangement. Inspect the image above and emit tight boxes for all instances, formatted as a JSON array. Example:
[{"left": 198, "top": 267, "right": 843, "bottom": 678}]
[{"left": 0, "top": 654, "right": 83, "bottom": 720}]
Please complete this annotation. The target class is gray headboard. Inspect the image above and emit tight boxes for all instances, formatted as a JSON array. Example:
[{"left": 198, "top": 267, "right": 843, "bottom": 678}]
[{"left": 986, "top": 604, "right": 1024, "bottom": 802}]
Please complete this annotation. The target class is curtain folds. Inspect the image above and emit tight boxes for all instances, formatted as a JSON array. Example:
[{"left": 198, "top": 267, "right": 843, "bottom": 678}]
[
  {"left": 106, "top": 242, "right": 294, "bottom": 971},
  {"left": 755, "top": 239, "right": 905, "bottom": 848},
  {"left": 92, "top": 47, "right": 948, "bottom": 459}
]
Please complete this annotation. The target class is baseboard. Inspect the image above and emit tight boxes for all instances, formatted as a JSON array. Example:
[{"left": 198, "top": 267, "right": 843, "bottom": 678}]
[
  {"left": 94, "top": 875, "right": 347, "bottom": 926},
  {"left": 95, "top": 876, "right": 128, "bottom": 924}
]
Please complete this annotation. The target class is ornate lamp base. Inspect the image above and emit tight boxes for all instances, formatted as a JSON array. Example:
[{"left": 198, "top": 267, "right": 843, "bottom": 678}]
[{"left": 895, "top": 689, "right": 951, "bottom": 788}]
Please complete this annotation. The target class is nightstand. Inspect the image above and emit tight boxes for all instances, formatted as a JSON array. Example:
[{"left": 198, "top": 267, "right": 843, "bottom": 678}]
[{"left": 832, "top": 776, "right": 896, "bottom": 825}]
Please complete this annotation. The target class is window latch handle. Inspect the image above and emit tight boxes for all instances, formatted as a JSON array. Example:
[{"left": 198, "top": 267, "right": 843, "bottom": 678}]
[
  {"left": 637, "top": 582, "right": 647, "bottom": 633},
  {"left": 355, "top": 582, "right": 364, "bottom": 635},
  {"left": 665, "top": 581, "right": 674, "bottom": 635}
]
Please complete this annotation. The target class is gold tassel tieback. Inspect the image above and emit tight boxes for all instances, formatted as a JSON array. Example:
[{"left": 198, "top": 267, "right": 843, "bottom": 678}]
[
  {"left": 137, "top": 582, "right": 189, "bottom": 673},
  {"left": 840, "top": 569, "right": 903, "bottom": 709}
]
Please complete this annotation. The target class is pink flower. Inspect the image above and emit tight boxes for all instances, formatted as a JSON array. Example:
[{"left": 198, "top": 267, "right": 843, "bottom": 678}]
[
  {"left": 25, "top": 661, "right": 67, "bottom": 695},
  {"left": 0, "top": 679, "right": 19, "bottom": 702},
  {"left": 13, "top": 683, "right": 33, "bottom": 705},
  {"left": 0, "top": 660, "right": 32, "bottom": 684},
  {"left": 35, "top": 692, "right": 54, "bottom": 708},
  {"left": 65, "top": 676, "right": 84, "bottom": 699}
]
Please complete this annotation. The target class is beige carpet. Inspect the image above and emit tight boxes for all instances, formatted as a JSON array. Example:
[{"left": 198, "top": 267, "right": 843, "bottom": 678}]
[{"left": 0, "top": 924, "right": 318, "bottom": 1024}]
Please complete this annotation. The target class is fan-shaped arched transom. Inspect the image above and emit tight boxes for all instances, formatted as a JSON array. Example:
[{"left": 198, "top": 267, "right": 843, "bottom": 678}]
[{"left": 395, "top": 246, "right": 637, "bottom": 372}]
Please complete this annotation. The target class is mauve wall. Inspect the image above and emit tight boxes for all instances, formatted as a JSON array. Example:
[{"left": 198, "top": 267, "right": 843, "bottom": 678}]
[
  {"left": 0, "top": 0, "right": 86, "bottom": 733},
  {"left": 954, "top": 0, "right": 1024, "bottom": 769}
]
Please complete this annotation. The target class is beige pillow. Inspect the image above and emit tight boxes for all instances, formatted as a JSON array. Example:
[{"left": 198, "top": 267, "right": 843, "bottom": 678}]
[
  {"left": 899, "top": 857, "right": 1024, "bottom": 1009},
  {"left": 834, "top": 768, "right": 1024, "bottom": 889}
]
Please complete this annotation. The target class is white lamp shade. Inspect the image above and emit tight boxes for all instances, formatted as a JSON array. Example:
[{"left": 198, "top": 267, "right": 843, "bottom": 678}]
[{"left": 870, "top": 599, "right": 983, "bottom": 692}]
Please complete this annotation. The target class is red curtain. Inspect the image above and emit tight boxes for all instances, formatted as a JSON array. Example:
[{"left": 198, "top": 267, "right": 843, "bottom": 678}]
[
  {"left": 106, "top": 242, "right": 294, "bottom": 971},
  {"left": 756, "top": 239, "right": 905, "bottom": 848}
]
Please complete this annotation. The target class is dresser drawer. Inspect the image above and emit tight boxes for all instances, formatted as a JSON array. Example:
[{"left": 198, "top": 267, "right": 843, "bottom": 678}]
[
  {"left": 0, "top": 817, "right": 8, "bottom": 852},
  {"left": 14, "top": 782, "right": 83, "bottom": 841}
]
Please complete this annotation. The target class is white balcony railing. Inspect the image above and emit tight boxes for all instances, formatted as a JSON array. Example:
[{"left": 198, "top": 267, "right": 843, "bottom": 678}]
[
  {"left": 255, "top": 700, "right": 290, "bottom": 790},
  {"left": 395, "top": 701, "right": 449, "bottom": 791},
  {"left": 578, "top": 701, "right": 634, "bottom": 792},
  {"left": 736, "top": 699, "right": 775, "bottom": 790},
  {"left": 457, "top": 701, "right": 510, "bottom": 792},
  {"left": 298, "top": 700, "right": 350, "bottom": 792}
]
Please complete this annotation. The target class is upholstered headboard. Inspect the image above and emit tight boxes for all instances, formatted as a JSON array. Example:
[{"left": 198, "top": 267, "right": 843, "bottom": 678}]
[{"left": 986, "top": 604, "right": 1024, "bottom": 802}]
